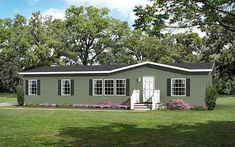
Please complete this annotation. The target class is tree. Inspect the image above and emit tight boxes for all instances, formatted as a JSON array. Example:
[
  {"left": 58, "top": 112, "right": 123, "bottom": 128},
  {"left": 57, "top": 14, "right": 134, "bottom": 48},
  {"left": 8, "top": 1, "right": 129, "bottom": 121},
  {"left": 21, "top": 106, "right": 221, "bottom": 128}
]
[
  {"left": 0, "top": 15, "right": 27, "bottom": 92},
  {"left": 65, "top": 6, "right": 128, "bottom": 65},
  {"left": 124, "top": 30, "right": 172, "bottom": 63},
  {"left": 133, "top": 0, "right": 235, "bottom": 34},
  {"left": 24, "top": 12, "right": 57, "bottom": 69},
  {"left": 201, "top": 24, "right": 235, "bottom": 94}
]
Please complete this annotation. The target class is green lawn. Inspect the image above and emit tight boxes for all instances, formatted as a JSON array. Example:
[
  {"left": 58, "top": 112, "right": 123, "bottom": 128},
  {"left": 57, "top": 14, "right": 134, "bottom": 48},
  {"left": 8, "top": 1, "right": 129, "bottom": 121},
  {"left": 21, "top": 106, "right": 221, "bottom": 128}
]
[
  {"left": 0, "top": 93, "right": 17, "bottom": 103},
  {"left": 0, "top": 96, "right": 234, "bottom": 146}
]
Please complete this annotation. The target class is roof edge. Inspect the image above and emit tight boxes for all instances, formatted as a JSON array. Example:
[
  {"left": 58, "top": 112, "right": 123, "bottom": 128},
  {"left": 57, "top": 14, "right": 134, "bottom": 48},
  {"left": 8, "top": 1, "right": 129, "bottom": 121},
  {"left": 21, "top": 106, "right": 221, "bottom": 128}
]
[{"left": 19, "top": 61, "right": 213, "bottom": 75}]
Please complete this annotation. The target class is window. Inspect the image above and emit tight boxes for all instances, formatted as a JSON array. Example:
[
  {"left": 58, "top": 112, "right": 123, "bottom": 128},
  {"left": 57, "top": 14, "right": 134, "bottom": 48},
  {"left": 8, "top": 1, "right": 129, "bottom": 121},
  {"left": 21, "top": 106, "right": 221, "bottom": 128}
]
[
  {"left": 104, "top": 79, "right": 114, "bottom": 96},
  {"left": 93, "top": 79, "right": 103, "bottom": 96},
  {"left": 61, "top": 79, "right": 71, "bottom": 96},
  {"left": 171, "top": 78, "right": 186, "bottom": 96},
  {"left": 28, "top": 80, "right": 37, "bottom": 95},
  {"left": 116, "top": 79, "right": 126, "bottom": 96}
]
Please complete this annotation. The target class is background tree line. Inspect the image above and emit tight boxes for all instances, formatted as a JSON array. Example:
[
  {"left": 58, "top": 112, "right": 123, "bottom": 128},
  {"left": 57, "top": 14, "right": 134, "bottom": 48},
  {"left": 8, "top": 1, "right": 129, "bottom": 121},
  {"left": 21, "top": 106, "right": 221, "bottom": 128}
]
[{"left": 0, "top": 1, "right": 234, "bottom": 94}]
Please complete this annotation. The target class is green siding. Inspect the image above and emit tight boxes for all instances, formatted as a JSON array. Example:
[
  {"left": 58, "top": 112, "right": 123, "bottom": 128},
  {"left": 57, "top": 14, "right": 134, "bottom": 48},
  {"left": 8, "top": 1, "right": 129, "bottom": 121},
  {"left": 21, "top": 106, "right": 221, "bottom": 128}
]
[{"left": 23, "top": 66, "right": 212, "bottom": 106}]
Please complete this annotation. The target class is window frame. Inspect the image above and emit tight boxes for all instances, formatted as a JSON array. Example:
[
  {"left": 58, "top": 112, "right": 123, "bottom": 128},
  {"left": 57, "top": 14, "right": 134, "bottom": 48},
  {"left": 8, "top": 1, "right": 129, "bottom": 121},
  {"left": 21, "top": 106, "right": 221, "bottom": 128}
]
[
  {"left": 93, "top": 79, "right": 103, "bottom": 96},
  {"left": 115, "top": 79, "right": 126, "bottom": 96},
  {"left": 61, "top": 79, "right": 71, "bottom": 96},
  {"left": 28, "top": 79, "right": 37, "bottom": 96},
  {"left": 104, "top": 79, "right": 115, "bottom": 96},
  {"left": 171, "top": 78, "right": 186, "bottom": 97}
]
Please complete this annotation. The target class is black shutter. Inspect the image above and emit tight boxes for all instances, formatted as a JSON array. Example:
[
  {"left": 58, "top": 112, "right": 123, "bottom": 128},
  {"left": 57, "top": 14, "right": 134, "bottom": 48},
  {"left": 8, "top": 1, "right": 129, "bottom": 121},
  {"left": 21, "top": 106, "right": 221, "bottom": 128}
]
[
  {"left": 89, "top": 79, "right": 93, "bottom": 96},
  {"left": 186, "top": 78, "right": 190, "bottom": 96},
  {"left": 37, "top": 80, "right": 40, "bottom": 95},
  {"left": 126, "top": 79, "right": 130, "bottom": 96},
  {"left": 167, "top": 79, "right": 171, "bottom": 96},
  {"left": 25, "top": 80, "right": 28, "bottom": 95},
  {"left": 71, "top": 79, "right": 74, "bottom": 96},
  {"left": 58, "top": 80, "right": 61, "bottom": 95}
]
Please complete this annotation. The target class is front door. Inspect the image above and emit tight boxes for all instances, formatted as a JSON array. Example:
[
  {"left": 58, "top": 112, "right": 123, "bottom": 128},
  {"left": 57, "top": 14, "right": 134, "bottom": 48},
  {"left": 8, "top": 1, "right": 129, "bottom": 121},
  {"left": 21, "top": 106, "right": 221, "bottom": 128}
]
[{"left": 143, "top": 76, "right": 155, "bottom": 102}]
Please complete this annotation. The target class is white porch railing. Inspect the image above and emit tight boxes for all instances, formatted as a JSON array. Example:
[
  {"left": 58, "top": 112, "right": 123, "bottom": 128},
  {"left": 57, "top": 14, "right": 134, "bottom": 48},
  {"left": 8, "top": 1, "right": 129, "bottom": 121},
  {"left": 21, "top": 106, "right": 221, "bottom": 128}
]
[
  {"left": 130, "top": 89, "right": 140, "bottom": 110},
  {"left": 152, "top": 89, "right": 160, "bottom": 110},
  {"left": 130, "top": 89, "right": 160, "bottom": 110}
]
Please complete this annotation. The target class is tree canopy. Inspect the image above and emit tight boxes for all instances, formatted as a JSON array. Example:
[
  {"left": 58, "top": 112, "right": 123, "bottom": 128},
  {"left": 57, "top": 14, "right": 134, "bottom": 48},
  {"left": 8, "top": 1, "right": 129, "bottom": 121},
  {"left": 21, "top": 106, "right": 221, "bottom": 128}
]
[{"left": 0, "top": 5, "right": 234, "bottom": 94}]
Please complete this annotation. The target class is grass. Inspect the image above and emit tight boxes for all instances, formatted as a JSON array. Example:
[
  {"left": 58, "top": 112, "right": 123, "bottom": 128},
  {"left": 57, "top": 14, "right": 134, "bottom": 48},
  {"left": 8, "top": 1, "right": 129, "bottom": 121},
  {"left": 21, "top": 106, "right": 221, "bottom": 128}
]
[
  {"left": 0, "top": 93, "right": 17, "bottom": 103},
  {"left": 0, "top": 96, "right": 234, "bottom": 146}
]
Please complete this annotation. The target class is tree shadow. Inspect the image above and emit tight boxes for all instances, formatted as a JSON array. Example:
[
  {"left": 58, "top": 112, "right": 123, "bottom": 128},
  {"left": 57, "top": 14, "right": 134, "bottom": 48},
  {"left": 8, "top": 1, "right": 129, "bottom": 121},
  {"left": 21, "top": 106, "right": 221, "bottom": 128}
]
[{"left": 49, "top": 121, "right": 235, "bottom": 146}]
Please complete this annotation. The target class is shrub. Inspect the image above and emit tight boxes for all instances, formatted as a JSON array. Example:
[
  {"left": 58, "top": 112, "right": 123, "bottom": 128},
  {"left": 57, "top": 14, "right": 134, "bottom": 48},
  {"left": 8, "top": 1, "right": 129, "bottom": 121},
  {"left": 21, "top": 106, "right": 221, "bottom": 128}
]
[
  {"left": 205, "top": 84, "right": 218, "bottom": 110},
  {"left": 166, "top": 99, "right": 191, "bottom": 110},
  {"left": 16, "top": 85, "right": 24, "bottom": 106},
  {"left": 25, "top": 104, "right": 39, "bottom": 107},
  {"left": 190, "top": 106, "right": 207, "bottom": 111},
  {"left": 58, "top": 104, "right": 72, "bottom": 108}
]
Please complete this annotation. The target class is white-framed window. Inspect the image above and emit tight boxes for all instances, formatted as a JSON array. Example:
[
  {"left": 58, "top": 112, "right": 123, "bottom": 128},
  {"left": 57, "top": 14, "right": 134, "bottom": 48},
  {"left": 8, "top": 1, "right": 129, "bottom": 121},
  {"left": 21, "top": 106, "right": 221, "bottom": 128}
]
[
  {"left": 93, "top": 79, "right": 103, "bottom": 96},
  {"left": 116, "top": 79, "right": 126, "bottom": 96},
  {"left": 28, "top": 80, "right": 37, "bottom": 95},
  {"left": 171, "top": 78, "right": 186, "bottom": 96},
  {"left": 104, "top": 79, "right": 114, "bottom": 96},
  {"left": 61, "top": 79, "right": 71, "bottom": 96}
]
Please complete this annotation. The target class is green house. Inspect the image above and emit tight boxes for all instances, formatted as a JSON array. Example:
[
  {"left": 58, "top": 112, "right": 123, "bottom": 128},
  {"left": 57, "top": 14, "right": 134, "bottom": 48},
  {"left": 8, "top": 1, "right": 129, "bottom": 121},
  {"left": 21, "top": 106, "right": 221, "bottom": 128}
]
[{"left": 19, "top": 62, "right": 214, "bottom": 110}]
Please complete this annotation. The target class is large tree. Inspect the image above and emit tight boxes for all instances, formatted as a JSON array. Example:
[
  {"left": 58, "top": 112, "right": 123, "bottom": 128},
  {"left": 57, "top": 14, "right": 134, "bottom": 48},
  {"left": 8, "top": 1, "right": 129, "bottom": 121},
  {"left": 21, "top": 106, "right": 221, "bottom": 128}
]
[
  {"left": 133, "top": 0, "right": 235, "bottom": 35},
  {"left": 65, "top": 6, "right": 129, "bottom": 65},
  {"left": 0, "top": 15, "right": 28, "bottom": 91},
  {"left": 201, "top": 24, "right": 235, "bottom": 94}
]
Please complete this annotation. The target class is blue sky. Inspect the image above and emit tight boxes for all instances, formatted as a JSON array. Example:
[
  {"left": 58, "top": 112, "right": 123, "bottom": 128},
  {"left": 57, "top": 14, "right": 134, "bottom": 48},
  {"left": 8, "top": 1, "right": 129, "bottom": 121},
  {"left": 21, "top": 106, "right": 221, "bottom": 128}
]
[{"left": 0, "top": 0, "right": 151, "bottom": 24}]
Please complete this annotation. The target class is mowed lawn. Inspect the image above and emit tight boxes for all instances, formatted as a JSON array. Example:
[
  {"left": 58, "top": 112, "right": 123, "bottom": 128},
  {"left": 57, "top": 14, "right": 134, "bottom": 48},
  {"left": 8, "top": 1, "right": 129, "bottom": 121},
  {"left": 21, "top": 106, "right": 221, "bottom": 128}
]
[
  {"left": 0, "top": 93, "right": 17, "bottom": 103},
  {"left": 0, "top": 96, "right": 234, "bottom": 146}
]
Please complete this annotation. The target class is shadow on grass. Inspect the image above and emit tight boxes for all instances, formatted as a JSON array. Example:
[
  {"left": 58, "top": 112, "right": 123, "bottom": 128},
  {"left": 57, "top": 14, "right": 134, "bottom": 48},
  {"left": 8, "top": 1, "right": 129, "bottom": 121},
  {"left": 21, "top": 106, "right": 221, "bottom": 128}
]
[{"left": 51, "top": 121, "right": 235, "bottom": 146}]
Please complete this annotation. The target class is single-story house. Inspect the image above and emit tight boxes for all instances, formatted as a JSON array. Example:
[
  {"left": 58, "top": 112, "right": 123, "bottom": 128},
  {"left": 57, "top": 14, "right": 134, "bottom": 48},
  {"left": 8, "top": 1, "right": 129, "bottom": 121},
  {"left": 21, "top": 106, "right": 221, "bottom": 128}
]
[{"left": 19, "top": 61, "right": 214, "bottom": 109}]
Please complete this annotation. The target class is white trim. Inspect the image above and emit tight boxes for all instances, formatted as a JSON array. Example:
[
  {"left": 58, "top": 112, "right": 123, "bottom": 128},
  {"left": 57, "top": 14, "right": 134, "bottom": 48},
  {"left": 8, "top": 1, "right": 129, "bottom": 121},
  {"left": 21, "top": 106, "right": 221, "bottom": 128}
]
[
  {"left": 92, "top": 79, "right": 103, "bottom": 96},
  {"left": 19, "top": 61, "right": 213, "bottom": 75},
  {"left": 61, "top": 79, "right": 71, "bottom": 96},
  {"left": 104, "top": 79, "right": 115, "bottom": 96},
  {"left": 28, "top": 79, "right": 37, "bottom": 96},
  {"left": 143, "top": 76, "right": 155, "bottom": 101},
  {"left": 171, "top": 78, "right": 186, "bottom": 97},
  {"left": 115, "top": 79, "right": 126, "bottom": 96}
]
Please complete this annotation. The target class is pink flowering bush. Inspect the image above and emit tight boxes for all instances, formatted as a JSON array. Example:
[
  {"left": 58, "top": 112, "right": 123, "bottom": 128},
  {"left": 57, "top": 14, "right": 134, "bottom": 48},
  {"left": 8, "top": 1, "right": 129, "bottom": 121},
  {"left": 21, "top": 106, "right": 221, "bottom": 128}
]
[
  {"left": 27, "top": 101, "right": 129, "bottom": 109},
  {"left": 166, "top": 99, "right": 191, "bottom": 110}
]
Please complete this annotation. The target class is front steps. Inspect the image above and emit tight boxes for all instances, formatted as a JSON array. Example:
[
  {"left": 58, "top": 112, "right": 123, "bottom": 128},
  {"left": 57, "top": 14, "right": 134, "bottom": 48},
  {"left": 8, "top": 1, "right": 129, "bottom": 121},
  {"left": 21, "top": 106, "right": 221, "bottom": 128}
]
[{"left": 133, "top": 103, "right": 160, "bottom": 111}]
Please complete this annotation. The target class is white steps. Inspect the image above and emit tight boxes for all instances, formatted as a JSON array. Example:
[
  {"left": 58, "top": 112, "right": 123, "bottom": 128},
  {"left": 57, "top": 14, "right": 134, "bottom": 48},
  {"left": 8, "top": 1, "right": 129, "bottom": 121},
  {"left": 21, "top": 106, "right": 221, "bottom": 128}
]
[{"left": 133, "top": 103, "right": 160, "bottom": 111}]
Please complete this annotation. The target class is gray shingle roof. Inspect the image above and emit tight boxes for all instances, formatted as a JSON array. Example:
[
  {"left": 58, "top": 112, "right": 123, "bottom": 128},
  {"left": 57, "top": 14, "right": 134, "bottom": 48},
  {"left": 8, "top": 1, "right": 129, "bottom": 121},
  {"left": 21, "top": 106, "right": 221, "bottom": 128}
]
[
  {"left": 168, "top": 63, "right": 214, "bottom": 69},
  {"left": 22, "top": 62, "right": 214, "bottom": 74},
  {"left": 24, "top": 64, "right": 130, "bottom": 72}
]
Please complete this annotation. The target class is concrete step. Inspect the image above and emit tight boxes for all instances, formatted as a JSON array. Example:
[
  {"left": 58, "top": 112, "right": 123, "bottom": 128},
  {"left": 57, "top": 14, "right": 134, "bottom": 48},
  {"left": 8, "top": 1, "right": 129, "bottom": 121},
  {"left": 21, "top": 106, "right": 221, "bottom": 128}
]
[{"left": 133, "top": 103, "right": 161, "bottom": 110}]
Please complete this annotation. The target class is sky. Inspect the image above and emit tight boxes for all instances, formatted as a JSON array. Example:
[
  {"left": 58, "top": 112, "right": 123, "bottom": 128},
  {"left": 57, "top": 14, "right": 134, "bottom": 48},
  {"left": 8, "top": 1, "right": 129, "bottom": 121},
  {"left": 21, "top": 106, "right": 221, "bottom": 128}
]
[{"left": 0, "top": 0, "right": 152, "bottom": 24}]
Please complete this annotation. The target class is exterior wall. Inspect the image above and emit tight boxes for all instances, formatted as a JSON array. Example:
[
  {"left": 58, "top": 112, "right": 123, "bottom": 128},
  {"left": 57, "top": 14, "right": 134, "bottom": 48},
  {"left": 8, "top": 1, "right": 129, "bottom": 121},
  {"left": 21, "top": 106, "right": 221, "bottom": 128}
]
[{"left": 24, "top": 65, "right": 212, "bottom": 106}]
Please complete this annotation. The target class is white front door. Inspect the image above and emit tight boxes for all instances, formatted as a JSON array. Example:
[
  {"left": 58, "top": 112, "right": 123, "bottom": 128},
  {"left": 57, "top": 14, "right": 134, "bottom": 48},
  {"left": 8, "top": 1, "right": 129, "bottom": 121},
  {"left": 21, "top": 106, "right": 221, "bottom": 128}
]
[{"left": 143, "top": 76, "right": 155, "bottom": 102}]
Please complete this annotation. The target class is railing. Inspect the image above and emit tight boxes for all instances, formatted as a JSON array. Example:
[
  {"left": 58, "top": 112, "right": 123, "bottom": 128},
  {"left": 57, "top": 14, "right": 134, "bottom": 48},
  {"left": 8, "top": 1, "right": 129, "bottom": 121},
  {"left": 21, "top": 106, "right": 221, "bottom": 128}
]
[
  {"left": 130, "top": 89, "right": 140, "bottom": 110},
  {"left": 152, "top": 90, "right": 160, "bottom": 110}
]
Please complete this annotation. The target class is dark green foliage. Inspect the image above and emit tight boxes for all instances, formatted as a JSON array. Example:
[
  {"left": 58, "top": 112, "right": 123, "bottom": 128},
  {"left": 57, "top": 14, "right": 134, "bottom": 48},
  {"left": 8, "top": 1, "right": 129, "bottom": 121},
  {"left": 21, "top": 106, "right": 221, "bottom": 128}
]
[
  {"left": 57, "top": 104, "right": 73, "bottom": 108},
  {"left": 205, "top": 85, "right": 218, "bottom": 110},
  {"left": 16, "top": 85, "right": 24, "bottom": 106}
]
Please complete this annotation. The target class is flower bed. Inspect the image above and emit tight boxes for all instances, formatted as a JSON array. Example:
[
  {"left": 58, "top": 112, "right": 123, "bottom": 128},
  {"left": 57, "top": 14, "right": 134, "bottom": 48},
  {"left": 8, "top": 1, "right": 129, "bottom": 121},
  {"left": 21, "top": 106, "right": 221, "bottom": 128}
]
[
  {"left": 26, "top": 101, "right": 130, "bottom": 109},
  {"left": 166, "top": 99, "right": 191, "bottom": 110}
]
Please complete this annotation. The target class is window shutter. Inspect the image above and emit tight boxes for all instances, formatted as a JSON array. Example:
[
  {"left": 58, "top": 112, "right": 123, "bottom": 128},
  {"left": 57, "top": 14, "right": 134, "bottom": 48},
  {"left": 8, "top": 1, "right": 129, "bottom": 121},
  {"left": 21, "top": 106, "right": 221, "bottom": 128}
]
[
  {"left": 126, "top": 79, "right": 130, "bottom": 96},
  {"left": 186, "top": 78, "right": 190, "bottom": 96},
  {"left": 37, "top": 80, "right": 40, "bottom": 95},
  {"left": 167, "top": 79, "right": 171, "bottom": 96},
  {"left": 25, "top": 80, "right": 28, "bottom": 95},
  {"left": 58, "top": 80, "right": 61, "bottom": 95},
  {"left": 71, "top": 79, "right": 74, "bottom": 96},
  {"left": 89, "top": 79, "right": 93, "bottom": 96}
]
